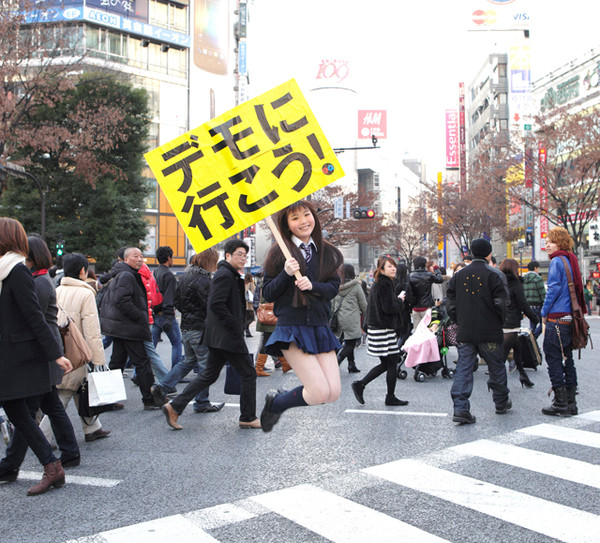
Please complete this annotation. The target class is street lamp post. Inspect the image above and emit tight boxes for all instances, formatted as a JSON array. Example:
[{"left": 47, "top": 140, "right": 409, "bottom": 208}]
[{"left": 0, "top": 162, "right": 46, "bottom": 238}]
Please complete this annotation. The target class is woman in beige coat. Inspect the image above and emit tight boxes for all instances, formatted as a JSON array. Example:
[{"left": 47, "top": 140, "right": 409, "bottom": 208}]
[{"left": 40, "top": 253, "right": 111, "bottom": 444}]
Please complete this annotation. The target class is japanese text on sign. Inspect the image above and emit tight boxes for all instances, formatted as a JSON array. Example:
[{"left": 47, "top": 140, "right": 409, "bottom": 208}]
[{"left": 145, "top": 79, "right": 344, "bottom": 253}]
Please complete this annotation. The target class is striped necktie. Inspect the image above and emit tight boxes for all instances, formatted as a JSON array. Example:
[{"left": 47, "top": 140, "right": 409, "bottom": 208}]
[{"left": 300, "top": 242, "right": 312, "bottom": 263}]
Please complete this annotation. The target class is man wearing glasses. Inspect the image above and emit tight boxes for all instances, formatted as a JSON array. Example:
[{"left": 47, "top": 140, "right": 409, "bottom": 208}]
[{"left": 162, "top": 239, "right": 260, "bottom": 430}]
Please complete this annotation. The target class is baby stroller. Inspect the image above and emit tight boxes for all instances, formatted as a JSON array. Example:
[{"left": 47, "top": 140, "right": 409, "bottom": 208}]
[{"left": 402, "top": 308, "right": 455, "bottom": 382}]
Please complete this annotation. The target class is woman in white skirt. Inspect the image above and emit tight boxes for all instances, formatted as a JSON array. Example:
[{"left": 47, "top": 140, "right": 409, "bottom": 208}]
[{"left": 351, "top": 256, "right": 409, "bottom": 406}]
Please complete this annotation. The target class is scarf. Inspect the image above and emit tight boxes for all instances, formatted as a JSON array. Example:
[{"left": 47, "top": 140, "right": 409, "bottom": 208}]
[
  {"left": 32, "top": 268, "right": 48, "bottom": 277},
  {"left": 0, "top": 252, "right": 26, "bottom": 295},
  {"left": 550, "top": 250, "right": 586, "bottom": 313}
]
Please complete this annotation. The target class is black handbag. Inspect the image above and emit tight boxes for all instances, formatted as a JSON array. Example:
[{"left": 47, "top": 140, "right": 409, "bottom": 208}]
[
  {"left": 77, "top": 377, "right": 114, "bottom": 420},
  {"left": 224, "top": 363, "right": 241, "bottom": 395}
]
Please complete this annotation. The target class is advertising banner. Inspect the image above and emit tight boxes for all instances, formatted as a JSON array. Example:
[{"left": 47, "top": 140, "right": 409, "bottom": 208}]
[
  {"left": 145, "top": 79, "right": 345, "bottom": 253},
  {"left": 445, "top": 109, "right": 459, "bottom": 169},
  {"left": 358, "top": 110, "right": 387, "bottom": 139}
]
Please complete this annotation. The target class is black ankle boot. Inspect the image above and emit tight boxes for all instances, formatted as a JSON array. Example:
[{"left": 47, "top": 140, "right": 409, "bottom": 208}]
[
  {"left": 348, "top": 362, "right": 360, "bottom": 373},
  {"left": 566, "top": 385, "right": 578, "bottom": 415},
  {"left": 519, "top": 371, "right": 534, "bottom": 388},
  {"left": 542, "top": 386, "right": 570, "bottom": 416}
]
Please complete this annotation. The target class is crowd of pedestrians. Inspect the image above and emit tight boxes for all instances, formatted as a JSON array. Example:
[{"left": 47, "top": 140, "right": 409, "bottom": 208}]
[{"left": 0, "top": 207, "right": 588, "bottom": 494}]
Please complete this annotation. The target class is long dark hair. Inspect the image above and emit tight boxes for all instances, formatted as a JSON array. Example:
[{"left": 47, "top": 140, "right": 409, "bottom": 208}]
[
  {"left": 27, "top": 234, "right": 52, "bottom": 270},
  {"left": 264, "top": 199, "right": 343, "bottom": 306}
]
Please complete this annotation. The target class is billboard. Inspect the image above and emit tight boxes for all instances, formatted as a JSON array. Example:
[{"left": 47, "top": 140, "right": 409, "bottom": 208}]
[
  {"left": 358, "top": 110, "right": 387, "bottom": 139},
  {"left": 145, "top": 79, "right": 345, "bottom": 253},
  {"left": 468, "top": 0, "right": 530, "bottom": 31},
  {"left": 445, "top": 109, "right": 459, "bottom": 169}
]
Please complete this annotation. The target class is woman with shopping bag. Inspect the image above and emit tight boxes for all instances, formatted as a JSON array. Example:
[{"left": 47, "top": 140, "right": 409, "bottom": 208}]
[{"left": 40, "top": 252, "right": 114, "bottom": 446}]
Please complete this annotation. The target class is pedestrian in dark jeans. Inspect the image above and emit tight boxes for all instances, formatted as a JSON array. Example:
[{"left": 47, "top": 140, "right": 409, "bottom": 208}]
[
  {"left": 162, "top": 240, "right": 259, "bottom": 430},
  {"left": 522, "top": 260, "right": 545, "bottom": 339},
  {"left": 446, "top": 238, "right": 510, "bottom": 425}
]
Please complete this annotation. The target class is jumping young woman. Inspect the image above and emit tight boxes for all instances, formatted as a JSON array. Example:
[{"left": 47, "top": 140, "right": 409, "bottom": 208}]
[{"left": 259, "top": 200, "right": 343, "bottom": 432}]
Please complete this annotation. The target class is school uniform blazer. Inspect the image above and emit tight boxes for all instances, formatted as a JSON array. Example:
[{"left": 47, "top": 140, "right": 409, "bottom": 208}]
[{"left": 0, "top": 263, "right": 63, "bottom": 402}]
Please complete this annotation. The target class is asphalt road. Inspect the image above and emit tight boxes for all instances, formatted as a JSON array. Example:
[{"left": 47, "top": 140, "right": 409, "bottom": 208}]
[{"left": 2, "top": 319, "right": 600, "bottom": 543}]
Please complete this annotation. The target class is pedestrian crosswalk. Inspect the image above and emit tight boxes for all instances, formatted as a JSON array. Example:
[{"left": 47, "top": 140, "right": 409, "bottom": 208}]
[{"left": 65, "top": 411, "right": 600, "bottom": 543}]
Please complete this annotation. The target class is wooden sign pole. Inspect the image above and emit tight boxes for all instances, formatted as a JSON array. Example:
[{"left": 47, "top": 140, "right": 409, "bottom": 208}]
[{"left": 264, "top": 215, "right": 303, "bottom": 281}]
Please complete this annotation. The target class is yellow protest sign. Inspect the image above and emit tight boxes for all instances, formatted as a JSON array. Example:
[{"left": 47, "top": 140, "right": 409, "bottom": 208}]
[{"left": 144, "top": 79, "right": 345, "bottom": 253}]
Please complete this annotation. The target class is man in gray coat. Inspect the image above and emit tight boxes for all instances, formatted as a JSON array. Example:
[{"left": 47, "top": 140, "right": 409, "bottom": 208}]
[{"left": 162, "top": 240, "right": 259, "bottom": 430}]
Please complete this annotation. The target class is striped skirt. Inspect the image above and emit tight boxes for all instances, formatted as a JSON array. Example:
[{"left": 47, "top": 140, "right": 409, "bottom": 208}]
[{"left": 367, "top": 328, "right": 400, "bottom": 357}]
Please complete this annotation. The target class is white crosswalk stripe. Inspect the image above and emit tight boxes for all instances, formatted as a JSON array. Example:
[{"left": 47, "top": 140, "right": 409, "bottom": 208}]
[
  {"left": 64, "top": 412, "right": 600, "bottom": 543},
  {"left": 518, "top": 422, "right": 600, "bottom": 448},
  {"left": 365, "top": 458, "right": 600, "bottom": 543},
  {"left": 250, "top": 484, "right": 449, "bottom": 543},
  {"left": 449, "top": 438, "right": 600, "bottom": 489}
]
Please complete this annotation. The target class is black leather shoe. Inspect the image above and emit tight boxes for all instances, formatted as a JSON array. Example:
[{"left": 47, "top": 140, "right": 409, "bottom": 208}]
[
  {"left": 84, "top": 429, "right": 111, "bottom": 442},
  {"left": 194, "top": 402, "right": 225, "bottom": 413},
  {"left": 452, "top": 411, "right": 476, "bottom": 424},
  {"left": 348, "top": 364, "right": 361, "bottom": 373},
  {"left": 151, "top": 385, "right": 168, "bottom": 407},
  {"left": 495, "top": 398, "right": 513, "bottom": 414},
  {"left": 61, "top": 455, "right": 81, "bottom": 468},
  {"left": 0, "top": 466, "right": 19, "bottom": 482},
  {"left": 385, "top": 395, "right": 409, "bottom": 406},
  {"left": 351, "top": 381, "right": 365, "bottom": 405},
  {"left": 260, "top": 390, "right": 282, "bottom": 433}
]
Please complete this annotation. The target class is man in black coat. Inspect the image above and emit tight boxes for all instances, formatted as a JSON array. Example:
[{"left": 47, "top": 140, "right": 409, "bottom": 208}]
[
  {"left": 162, "top": 239, "right": 259, "bottom": 430},
  {"left": 152, "top": 246, "right": 183, "bottom": 369},
  {"left": 409, "top": 256, "right": 443, "bottom": 329},
  {"left": 446, "top": 238, "right": 510, "bottom": 425},
  {"left": 100, "top": 247, "right": 159, "bottom": 410}
]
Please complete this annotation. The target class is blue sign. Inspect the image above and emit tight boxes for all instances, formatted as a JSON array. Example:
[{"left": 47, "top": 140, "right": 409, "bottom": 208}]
[
  {"left": 24, "top": 6, "right": 190, "bottom": 47},
  {"left": 238, "top": 40, "right": 247, "bottom": 76}
]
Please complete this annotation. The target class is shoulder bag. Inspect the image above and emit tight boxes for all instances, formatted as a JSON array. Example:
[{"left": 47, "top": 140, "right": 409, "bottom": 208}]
[
  {"left": 257, "top": 302, "right": 277, "bottom": 326},
  {"left": 559, "top": 256, "right": 591, "bottom": 351},
  {"left": 58, "top": 307, "right": 93, "bottom": 370}
]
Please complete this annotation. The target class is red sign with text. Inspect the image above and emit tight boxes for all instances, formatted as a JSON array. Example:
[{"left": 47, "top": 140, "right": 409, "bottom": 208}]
[{"left": 358, "top": 110, "right": 387, "bottom": 139}]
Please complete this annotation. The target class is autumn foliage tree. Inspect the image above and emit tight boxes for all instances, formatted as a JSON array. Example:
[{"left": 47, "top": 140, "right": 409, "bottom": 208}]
[
  {"left": 1, "top": 74, "right": 152, "bottom": 270},
  {"left": 310, "top": 182, "right": 388, "bottom": 248},
  {"left": 380, "top": 204, "right": 439, "bottom": 268},
  {"left": 471, "top": 105, "right": 600, "bottom": 251},
  {"left": 425, "top": 178, "right": 516, "bottom": 253},
  {"left": 0, "top": 3, "right": 135, "bottom": 187}
]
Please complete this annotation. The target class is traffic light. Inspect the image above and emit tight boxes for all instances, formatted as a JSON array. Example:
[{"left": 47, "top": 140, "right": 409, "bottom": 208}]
[
  {"left": 353, "top": 206, "right": 375, "bottom": 219},
  {"left": 55, "top": 239, "right": 64, "bottom": 257}
]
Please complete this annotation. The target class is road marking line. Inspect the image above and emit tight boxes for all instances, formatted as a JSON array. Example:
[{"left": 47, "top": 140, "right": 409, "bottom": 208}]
[
  {"left": 100, "top": 515, "right": 218, "bottom": 543},
  {"left": 450, "top": 439, "right": 600, "bottom": 488},
  {"left": 250, "top": 483, "right": 449, "bottom": 543},
  {"left": 19, "top": 471, "right": 121, "bottom": 487},
  {"left": 576, "top": 410, "right": 600, "bottom": 422},
  {"left": 345, "top": 409, "right": 448, "bottom": 417},
  {"left": 518, "top": 423, "right": 600, "bottom": 448},
  {"left": 183, "top": 502, "right": 256, "bottom": 530},
  {"left": 365, "top": 458, "right": 600, "bottom": 543}
]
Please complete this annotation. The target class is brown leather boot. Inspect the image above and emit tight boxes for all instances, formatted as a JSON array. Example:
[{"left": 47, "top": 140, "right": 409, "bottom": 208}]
[
  {"left": 280, "top": 357, "right": 292, "bottom": 373},
  {"left": 27, "top": 460, "right": 65, "bottom": 496},
  {"left": 255, "top": 353, "right": 271, "bottom": 377}
]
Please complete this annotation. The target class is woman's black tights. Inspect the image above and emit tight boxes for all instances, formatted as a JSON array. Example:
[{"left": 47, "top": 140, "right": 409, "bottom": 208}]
[{"left": 360, "top": 354, "right": 399, "bottom": 395}]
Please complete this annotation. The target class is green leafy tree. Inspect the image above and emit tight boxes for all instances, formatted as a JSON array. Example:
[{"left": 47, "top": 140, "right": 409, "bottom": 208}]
[{"left": 0, "top": 74, "right": 152, "bottom": 270}]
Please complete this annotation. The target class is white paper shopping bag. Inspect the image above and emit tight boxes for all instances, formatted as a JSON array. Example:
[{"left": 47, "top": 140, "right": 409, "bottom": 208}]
[{"left": 88, "top": 368, "right": 127, "bottom": 406}]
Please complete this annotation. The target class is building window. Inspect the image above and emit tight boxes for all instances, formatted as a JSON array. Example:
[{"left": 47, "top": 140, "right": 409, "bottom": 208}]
[
  {"left": 499, "top": 119, "right": 508, "bottom": 130},
  {"left": 150, "top": 0, "right": 188, "bottom": 32},
  {"left": 498, "top": 63, "right": 507, "bottom": 78}
]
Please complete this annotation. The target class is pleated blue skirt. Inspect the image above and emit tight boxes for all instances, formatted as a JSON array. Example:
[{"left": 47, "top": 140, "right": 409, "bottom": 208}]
[{"left": 264, "top": 325, "right": 342, "bottom": 357}]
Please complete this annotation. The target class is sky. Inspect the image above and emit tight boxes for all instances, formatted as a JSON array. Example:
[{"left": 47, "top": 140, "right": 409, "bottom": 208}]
[{"left": 246, "top": 0, "right": 600, "bottom": 178}]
